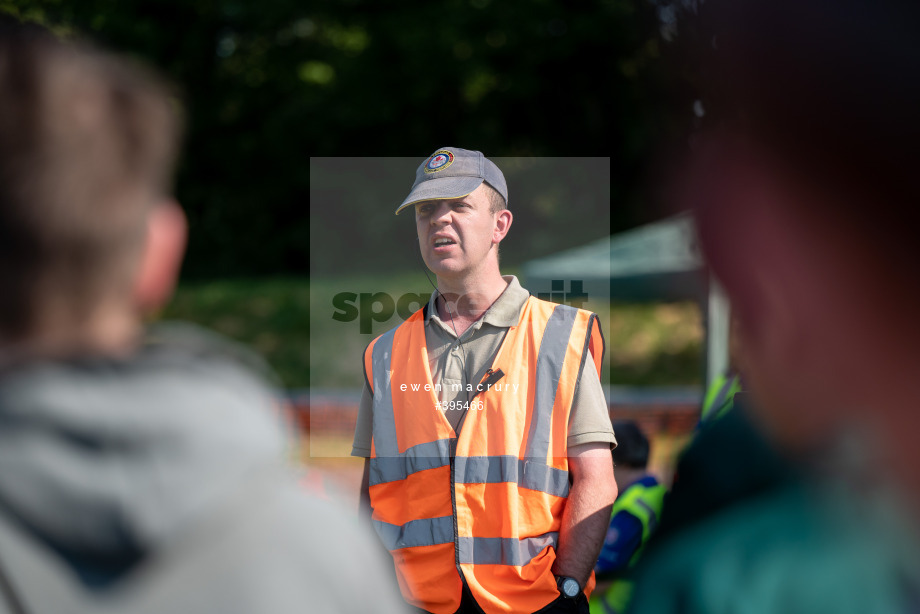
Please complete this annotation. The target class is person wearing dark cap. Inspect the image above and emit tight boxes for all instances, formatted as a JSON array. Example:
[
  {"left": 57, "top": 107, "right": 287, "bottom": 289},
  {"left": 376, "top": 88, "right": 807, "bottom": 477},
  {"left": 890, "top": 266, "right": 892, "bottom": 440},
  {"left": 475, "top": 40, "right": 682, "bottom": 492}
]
[
  {"left": 0, "top": 21, "right": 405, "bottom": 614},
  {"left": 351, "top": 147, "right": 619, "bottom": 613},
  {"left": 589, "top": 421, "right": 665, "bottom": 614}
]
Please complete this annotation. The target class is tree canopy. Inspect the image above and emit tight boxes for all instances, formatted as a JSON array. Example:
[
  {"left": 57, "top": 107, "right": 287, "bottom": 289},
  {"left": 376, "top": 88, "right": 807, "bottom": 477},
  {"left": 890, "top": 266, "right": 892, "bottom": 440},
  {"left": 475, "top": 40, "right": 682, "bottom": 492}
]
[{"left": 1, "top": 0, "right": 687, "bottom": 278}]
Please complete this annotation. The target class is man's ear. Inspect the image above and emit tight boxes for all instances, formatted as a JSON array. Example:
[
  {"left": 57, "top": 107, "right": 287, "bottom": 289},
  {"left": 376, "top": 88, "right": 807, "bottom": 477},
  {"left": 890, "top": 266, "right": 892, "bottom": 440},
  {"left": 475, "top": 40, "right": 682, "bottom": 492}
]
[
  {"left": 492, "top": 209, "right": 513, "bottom": 244},
  {"left": 134, "top": 200, "right": 187, "bottom": 312}
]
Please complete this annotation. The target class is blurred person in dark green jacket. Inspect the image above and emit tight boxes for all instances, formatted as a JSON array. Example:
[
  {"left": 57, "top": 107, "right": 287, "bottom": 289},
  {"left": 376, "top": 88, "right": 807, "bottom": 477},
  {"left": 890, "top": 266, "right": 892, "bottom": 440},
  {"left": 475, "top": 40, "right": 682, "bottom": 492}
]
[{"left": 628, "top": 0, "right": 920, "bottom": 612}]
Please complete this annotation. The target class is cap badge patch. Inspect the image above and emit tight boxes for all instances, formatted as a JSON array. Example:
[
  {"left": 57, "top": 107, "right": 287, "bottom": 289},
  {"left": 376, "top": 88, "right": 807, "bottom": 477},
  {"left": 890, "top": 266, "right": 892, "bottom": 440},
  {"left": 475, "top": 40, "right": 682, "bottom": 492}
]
[{"left": 425, "top": 151, "right": 454, "bottom": 173}]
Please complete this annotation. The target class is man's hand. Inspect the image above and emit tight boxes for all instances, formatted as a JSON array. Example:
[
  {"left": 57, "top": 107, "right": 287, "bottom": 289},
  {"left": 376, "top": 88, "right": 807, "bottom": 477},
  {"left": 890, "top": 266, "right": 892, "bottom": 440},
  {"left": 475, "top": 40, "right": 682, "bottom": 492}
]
[{"left": 552, "top": 442, "right": 618, "bottom": 588}]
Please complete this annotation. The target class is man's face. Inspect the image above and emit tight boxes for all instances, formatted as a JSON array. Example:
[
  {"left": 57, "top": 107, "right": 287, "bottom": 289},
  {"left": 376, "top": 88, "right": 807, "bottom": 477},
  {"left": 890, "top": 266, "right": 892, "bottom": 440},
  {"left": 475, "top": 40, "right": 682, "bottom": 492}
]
[{"left": 414, "top": 183, "right": 500, "bottom": 279}]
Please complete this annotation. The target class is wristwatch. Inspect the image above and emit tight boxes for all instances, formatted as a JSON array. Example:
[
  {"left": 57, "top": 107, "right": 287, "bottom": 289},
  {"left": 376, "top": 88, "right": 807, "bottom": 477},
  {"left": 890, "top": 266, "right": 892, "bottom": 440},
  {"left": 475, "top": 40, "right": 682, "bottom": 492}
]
[{"left": 556, "top": 575, "right": 581, "bottom": 599}]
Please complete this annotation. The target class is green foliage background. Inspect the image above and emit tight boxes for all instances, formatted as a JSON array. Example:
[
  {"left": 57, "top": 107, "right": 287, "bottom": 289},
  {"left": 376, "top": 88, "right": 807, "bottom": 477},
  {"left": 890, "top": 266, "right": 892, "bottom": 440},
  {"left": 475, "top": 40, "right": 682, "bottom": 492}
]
[
  {"left": 0, "top": 0, "right": 685, "bottom": 278},
  {"left": 2, "top": 1, "right": 703, "bottom": 388},
  {"left": 161, "top": 276, "right": 701, "bottom": 390}
]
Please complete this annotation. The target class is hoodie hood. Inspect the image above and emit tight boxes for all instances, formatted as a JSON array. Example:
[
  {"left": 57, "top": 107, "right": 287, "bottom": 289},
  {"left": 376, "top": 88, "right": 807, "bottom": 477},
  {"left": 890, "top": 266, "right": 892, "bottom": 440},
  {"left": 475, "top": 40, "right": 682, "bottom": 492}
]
[{"left": 0, "top": 323, "right": 288, "bottom": 576}]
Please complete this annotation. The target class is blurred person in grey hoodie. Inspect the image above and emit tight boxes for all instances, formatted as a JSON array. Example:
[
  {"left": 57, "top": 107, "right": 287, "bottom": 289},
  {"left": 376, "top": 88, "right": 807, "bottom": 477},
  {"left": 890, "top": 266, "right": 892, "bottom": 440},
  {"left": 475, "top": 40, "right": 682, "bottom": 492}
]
[{"left": 0, "top": 19, "right": 405, "bottom": 614}]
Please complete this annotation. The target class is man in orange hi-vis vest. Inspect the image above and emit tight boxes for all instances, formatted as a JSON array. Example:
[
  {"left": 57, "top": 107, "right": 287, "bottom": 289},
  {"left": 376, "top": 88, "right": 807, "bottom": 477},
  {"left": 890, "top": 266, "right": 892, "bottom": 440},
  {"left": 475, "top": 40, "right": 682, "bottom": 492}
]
[{"left": 351, "top": 148, "right": 619, "bottom": 614}]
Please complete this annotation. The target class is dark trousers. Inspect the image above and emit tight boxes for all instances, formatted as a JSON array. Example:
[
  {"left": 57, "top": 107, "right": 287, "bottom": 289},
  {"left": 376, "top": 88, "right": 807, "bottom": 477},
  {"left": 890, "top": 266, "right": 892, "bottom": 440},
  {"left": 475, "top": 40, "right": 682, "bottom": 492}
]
[
  {"left": 412, "top": 583, "right": 589, "bottom": 614},
  {"left": 532, "top": 593, "right": 590, "bottom": 614}
]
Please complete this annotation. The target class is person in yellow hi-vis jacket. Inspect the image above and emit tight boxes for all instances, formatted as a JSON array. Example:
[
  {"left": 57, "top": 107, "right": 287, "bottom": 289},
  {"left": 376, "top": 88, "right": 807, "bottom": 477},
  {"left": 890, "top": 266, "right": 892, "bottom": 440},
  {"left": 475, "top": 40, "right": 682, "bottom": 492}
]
[
  {"left": 589, "top": 422, "right": 665, "bottom": 614},
  {"left": 699, "top": 371, "right": 742, "bottom": 426}
]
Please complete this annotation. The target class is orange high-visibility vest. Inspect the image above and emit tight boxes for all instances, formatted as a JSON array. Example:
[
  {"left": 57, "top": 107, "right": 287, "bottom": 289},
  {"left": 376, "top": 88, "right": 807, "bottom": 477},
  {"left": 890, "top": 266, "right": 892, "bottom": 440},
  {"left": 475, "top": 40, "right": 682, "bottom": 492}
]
[{"left": 364, "top": 297, "right": 605, "bottom": 614}]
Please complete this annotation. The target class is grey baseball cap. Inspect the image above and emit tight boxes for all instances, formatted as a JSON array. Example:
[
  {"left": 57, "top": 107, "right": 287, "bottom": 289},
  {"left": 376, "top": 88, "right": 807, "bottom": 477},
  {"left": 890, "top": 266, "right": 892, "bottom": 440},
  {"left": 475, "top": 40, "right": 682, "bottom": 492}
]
[{"left": 395, "top": 147, "right": 508, "bottom": 215}]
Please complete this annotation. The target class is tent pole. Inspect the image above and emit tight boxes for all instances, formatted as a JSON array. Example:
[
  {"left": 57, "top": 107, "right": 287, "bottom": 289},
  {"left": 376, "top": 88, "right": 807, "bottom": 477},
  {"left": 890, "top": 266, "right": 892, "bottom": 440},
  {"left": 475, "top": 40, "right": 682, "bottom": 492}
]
[{"left": 706, "top": 273, "right": 731, "bottom": 391}]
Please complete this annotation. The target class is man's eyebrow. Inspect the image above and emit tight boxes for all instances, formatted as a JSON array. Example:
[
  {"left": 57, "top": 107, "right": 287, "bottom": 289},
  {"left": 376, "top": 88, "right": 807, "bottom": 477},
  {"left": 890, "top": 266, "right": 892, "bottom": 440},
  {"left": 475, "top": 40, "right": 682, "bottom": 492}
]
[{"left": 417, "top": 197, "right": 473, "bottom": 207}]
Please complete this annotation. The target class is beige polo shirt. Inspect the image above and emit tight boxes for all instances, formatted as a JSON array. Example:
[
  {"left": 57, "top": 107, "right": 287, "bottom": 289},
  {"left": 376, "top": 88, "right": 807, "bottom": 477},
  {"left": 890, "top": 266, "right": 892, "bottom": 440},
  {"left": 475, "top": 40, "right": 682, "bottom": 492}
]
[{"left": 351, "top": 276, "right": 616, "bottom": 457}]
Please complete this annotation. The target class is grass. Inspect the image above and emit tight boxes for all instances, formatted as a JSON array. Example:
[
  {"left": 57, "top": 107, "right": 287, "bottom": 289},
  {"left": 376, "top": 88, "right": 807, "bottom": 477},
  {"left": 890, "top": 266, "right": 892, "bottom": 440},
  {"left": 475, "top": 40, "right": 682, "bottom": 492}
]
[
  {"left": 607, "top": 302, "right": 704, "bottom": 386},
  {"left": 158, "top": 274, "right": 704, "bottom": 390}
]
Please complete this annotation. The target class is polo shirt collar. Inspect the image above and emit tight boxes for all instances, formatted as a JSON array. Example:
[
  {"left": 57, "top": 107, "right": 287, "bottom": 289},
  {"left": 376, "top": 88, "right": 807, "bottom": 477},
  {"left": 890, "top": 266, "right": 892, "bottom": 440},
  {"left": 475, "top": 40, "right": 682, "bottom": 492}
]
[{"left": 425, "top": 275, "right": 529, "bottom": 329}]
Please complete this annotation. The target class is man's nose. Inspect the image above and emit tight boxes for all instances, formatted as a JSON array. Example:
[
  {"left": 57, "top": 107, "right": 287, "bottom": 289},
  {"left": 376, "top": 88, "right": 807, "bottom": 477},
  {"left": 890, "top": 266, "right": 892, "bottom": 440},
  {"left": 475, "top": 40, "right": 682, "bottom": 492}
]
[{"left": 430, "top": 203, "right": 452, "bottom": 224}]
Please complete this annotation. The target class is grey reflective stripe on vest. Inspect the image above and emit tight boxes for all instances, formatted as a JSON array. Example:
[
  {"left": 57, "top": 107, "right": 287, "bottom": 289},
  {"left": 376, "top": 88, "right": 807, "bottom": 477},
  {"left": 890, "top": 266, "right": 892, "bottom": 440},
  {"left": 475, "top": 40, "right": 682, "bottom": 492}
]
[
  {"left": 457, "top": 532, "right": 559, "bottom": 566},
  {"left": 453, "top": 455, "right": 569, "bottom": 498},
  {"left": 370, "top": 328, "right": 399, "bottom": 458},
  {"left": 525, "top": 304, "right": 578, "bottom": 461},
  {"left": 373, "top": 516, "right": 455, "bottom": 550},
  {"left": 369, "top": 438, "right": 452, "bottom": 486}
]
